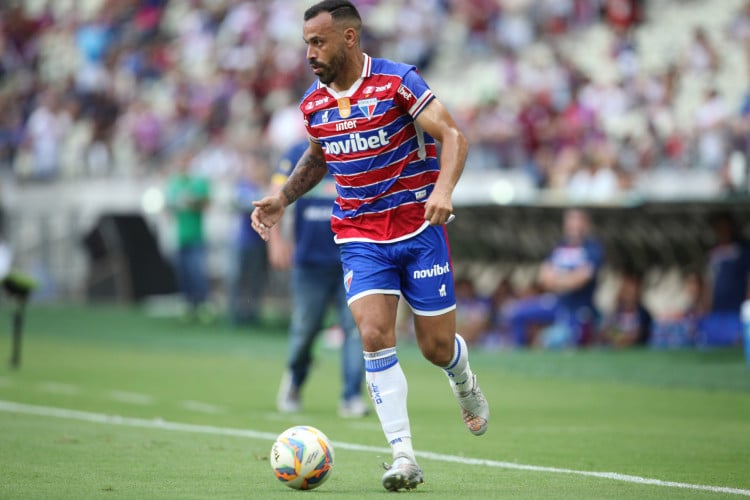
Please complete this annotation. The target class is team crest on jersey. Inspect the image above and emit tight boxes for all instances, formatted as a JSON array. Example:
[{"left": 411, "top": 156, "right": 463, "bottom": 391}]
[
  {"left": 338, "top": 97, "right": 351, "bottom": 118},
  {"left": 358, "top": 98, "right": 377, "bottom": 119},
  {"left": 344, "top": 269, "right": 353, "bottom": 292},
  {"left": 321, "top": 109, "right": 329, "bottom": 123}
]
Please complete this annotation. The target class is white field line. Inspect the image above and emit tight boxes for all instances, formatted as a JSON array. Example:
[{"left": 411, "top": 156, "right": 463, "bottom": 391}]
[
  {"left": 37, "top": 382, "right": 80, "bottom": 395},
  {"left": 0, "top": 400, "right": 748, "bottom": 497},
  {"left": 108, "top": 391, "right": 156, "bottom": 405},
  {"left": 179, "top": 400, "right": 225, "bottom": 414}
]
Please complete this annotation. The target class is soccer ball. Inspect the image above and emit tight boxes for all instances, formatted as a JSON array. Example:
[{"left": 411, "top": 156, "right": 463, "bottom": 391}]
[{"left": 270, "top": 425, "right": 335, "bottom": 490}]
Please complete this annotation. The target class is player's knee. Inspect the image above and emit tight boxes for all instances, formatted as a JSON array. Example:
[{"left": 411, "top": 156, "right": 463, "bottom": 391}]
[
  {"left": 419, "top": 336, "right": 454, "bottom": 366},
  {"left": 357, "top": 320, "right": 395, "bottom": 351}
]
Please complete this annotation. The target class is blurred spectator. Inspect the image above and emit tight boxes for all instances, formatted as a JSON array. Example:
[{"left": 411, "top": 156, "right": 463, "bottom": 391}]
[
  {"left": 517, "top": 90, "right": 557, "bottom": 184},
  {"left": 0, "top": 94, "right": 22, "bottom": 169},
  {"left": 80, "top": 86, "right": 120, "bottom": 176},
  {"left": 557, "top": 86, "right": 602, "bottom": 151},
  {"left": 598, "top": 271, "right": 652, "bottom": 348},
  {"left": 167, "top": 0, "right": 217, "bottom": 81},
  {"left": 465, "top": 97, "right": 522, "bottom": 170},
  {"left": 579, "top": 77, "right": 630, "bottom": 131},
  {"left": 265, "top": 95, "right": 308, "bottom": 160},
  {"left": 481, "top": 277, "right": 517, "bottom": 349},
  {"left": 117, "top": 96, "right": 164, "bottom": 171},
  {"left": 536, "top": 0, "right": 575, "bottom": 36},
  {"left": 19, "top": 89, "right": 71, "bottom": 181},
  {"left": 697, "top": 211, "right": 750, "bottom": 346},
  {"left": 452, "top": 0, "right": 501, "bottom": 53},
  {"left": 190, "top": 129, "right": 242, "bottom": 181},
  {"left": 610, "top": 27, "right": 640, "bottom": 81},
  {"left": 650, "top": 270, "right": 704, "bottom": 348},
  {"left": 160, "top": 78, "right": 205, "bottom": 161},
  {"left": 454, "top": 276, "right": 492, "bottom": 345},
  {"left": 571, "top": 0, "right": 603, "bottom": 29},
  {"left": 693, "top": 88, "right": 730, "bottom": 171},
  {"left": 492, "top": 1, "right": 534, "bottom": 52},
  {"left": 726, "top": 90, "right": 750, "bottom": 193},
  {"left": 566, "top": 142, "right": 621, "bottom": 202},
  {"left": 681, "top": 26, "right": 721, "bottom": 75},
  {"left": 389, "top": 0, "right": 443, "bottom": 70},
  {"left": 507, "top": 208, "right": 604, "bottom": 348},
  {"left": 614, "top": 133, "right": 644, "bottom": 180},
  {"left": 226, "top": 154, "right": 269, "bottom": 326},
  {"left": 727, "top": 1, "right": 750, "bottom": 80},
  {"left": 165, "top": 151, "right": 212, "bottom": 322},
  {"left": 604, "top": 0, "right": 643, "bottom": 32}
]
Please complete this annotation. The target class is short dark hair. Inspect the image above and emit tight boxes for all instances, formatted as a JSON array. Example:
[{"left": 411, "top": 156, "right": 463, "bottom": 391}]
[{"left": 304, "top": 0, "right": 362, "bottom": 24}]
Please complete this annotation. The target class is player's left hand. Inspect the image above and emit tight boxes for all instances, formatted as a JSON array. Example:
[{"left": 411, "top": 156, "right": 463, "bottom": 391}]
[{"left": 423, "top": 190, "right": 454, "bottom": 225}]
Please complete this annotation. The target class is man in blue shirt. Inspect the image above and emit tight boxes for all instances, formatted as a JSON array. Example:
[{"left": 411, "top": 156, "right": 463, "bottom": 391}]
[
  {"left": 699, "top": 211, "right": 750, "bottom": 346},
  {"left": 227, "top": 159, "right": 268, "bottom": 326},
  {"left": 508, "top": 208, "right": 604, "bottom": 347},
  {"left": 270, "top": 140, "right": 369, "bottom": 418}
]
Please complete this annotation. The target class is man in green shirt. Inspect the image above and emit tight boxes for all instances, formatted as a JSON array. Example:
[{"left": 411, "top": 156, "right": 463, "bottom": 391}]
[{"left": 166, "top": 155, "right": 211, "bottom": 320}]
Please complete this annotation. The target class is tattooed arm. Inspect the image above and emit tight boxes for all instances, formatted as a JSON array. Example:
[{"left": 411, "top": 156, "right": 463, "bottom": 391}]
[
  {"left": 251, "top": 141, "right": 328, "bottom": 241},
  {"left": 279, "top": 143, "right": 329, "bottom": 206}
]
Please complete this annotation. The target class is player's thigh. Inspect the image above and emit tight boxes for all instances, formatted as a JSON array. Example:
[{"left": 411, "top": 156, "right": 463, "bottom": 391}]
[
  {"left": 339, "top": 242, "right": 402, "bottom": 350},
  {"left": 399, "top": 225, "right": 456, "bottom": 316},
  {"left": 348, "top": 293, "right": 399, "bottom": 351},
  {"left": 413, "top": 309, "right": 457, "bottom": 366},
  {"left": 340, "top": 241, "right": 401, "bottom": 301}
]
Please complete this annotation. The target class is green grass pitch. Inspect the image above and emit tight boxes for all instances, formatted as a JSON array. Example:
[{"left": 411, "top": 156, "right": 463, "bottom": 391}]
[{"left": 1, "top": 304, "right": 749, "bottom": 499}]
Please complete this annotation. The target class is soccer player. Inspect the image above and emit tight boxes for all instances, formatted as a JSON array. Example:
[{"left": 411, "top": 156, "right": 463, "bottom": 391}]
[
  {"left": 270, "top": 139, "right": 370, "bottom": 419},
  {"left": 251, "top": 0, "right": 489, "bottom": 491}
]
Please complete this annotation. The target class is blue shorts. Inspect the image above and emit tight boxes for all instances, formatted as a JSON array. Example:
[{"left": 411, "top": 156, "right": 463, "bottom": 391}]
[{"left": 339, "top": 225, "right": 456, "bottom": 316}]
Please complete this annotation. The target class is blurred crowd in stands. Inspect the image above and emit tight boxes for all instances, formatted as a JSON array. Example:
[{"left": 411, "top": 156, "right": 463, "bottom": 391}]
[{"left": 2, "top": 0, "right": 750, "bottom": 198}]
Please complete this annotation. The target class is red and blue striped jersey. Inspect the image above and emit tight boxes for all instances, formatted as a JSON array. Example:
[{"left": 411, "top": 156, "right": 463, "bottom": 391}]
[{"left": 300, "top": 54, "right": 439, "bottom": 243}]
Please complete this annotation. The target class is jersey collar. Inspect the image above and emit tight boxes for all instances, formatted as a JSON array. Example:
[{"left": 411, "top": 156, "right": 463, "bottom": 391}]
[{"left": 318, "top": 53, "right": 372, "bottom": 99}]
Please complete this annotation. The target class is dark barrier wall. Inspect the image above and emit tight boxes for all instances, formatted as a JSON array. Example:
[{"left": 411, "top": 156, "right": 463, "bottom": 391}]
[
  {"left": 82, "top": 213, "right": 177, "bottom": 302},
  {"left": 447, "top": 201, "right": 750, "bottom": 273}
]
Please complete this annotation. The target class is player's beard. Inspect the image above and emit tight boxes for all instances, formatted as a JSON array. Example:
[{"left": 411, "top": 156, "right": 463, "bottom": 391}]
[{"left": 312, "top": 50, "right": 346, "bottom": 85}]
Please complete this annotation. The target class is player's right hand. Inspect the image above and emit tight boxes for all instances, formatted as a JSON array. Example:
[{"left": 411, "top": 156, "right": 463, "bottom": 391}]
[{"left": 251, "top": 195, "right": 285, "bottom": 241}]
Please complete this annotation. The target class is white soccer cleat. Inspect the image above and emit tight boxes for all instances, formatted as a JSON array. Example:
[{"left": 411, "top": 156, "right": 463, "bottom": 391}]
[
  {"left": 338, "top": 395, "right": 371, "bottom": 418},
  {"left": 381, "top": 456, "right": 424, "bottom": 491},
  {"left": 276, "top": 371, "right": 301, "bottom": 414},
  {"left": 452, "top": 374, "right": 489, "bottom": 436}
]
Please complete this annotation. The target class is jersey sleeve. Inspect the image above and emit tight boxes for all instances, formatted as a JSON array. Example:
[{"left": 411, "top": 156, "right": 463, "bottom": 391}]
[
  {"left": 299, "top": 84, "right": 324, "bottom": 145},
  {"left": 395, "top": 67, "right": 435, "bottom": 119},
  {"left": 304, "top": 115, "right": 322, "bottom": 144}
]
